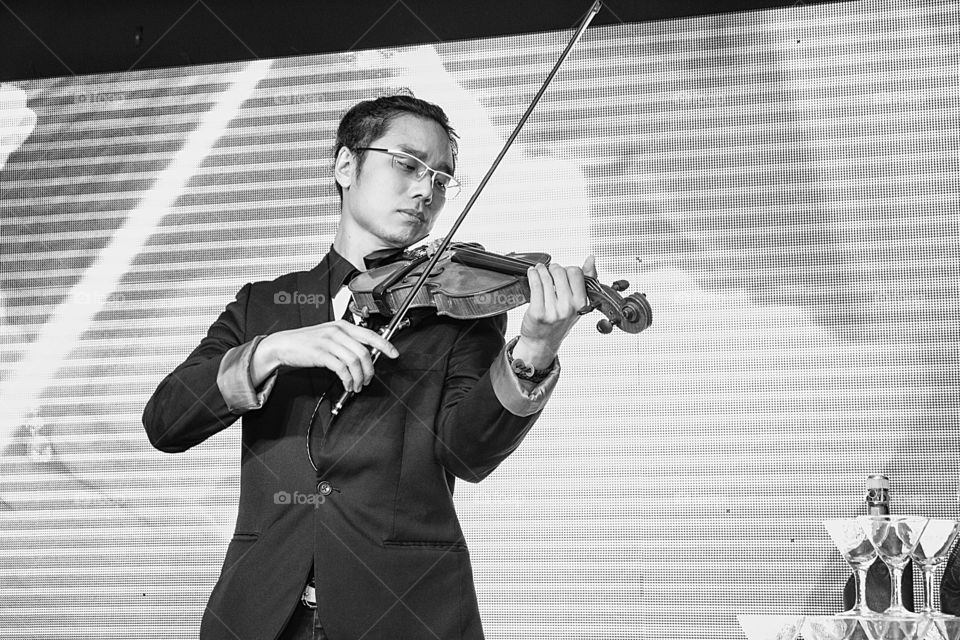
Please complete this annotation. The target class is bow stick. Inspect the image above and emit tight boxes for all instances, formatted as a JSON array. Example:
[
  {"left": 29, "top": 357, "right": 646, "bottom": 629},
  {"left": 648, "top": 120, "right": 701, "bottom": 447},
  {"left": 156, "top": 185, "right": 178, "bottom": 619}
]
[{"left": 332, "top": 1, "right": 604, "bottom": 416}]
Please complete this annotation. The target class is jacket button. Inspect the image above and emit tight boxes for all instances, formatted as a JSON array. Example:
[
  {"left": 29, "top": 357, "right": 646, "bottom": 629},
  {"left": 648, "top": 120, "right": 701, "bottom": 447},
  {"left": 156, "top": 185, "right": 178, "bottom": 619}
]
[{"left": 317, "top": 481, "right": 333, "bottom": 496}]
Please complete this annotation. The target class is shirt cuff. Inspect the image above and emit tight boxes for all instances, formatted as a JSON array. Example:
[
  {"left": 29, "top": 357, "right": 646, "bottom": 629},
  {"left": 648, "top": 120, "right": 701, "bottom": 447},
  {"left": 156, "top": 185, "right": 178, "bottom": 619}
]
[
  {"left": 217, "top": 335, "right": 278, "bottom": 415},
  {"left": 490, "top": 337, "right": 560, "bottom": 417}
]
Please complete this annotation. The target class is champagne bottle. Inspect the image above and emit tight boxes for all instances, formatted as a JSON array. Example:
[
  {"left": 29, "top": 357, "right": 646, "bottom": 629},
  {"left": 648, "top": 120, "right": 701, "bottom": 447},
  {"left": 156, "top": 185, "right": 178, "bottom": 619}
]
[{"left": 842, "top": 475, "right": 915, "bottom": 612}]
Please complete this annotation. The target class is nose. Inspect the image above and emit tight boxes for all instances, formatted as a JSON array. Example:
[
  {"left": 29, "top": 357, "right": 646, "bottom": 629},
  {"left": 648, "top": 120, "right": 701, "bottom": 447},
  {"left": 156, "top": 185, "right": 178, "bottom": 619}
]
[{"left": 410, "top": 172, "right": 434, "bottom": 204}]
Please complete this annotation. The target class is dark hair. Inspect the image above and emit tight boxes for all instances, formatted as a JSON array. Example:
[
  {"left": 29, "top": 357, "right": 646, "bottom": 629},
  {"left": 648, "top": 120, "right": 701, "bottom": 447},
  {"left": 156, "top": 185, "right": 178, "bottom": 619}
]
[{"left": 333, "top": 94, "right": 459, "bottom": 199}]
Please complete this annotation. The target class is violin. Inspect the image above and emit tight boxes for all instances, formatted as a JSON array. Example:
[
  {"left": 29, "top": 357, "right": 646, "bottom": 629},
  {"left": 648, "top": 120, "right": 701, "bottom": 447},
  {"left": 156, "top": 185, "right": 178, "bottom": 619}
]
[{"left": 348, "top": 242, "right": 652, "bottom": 335}]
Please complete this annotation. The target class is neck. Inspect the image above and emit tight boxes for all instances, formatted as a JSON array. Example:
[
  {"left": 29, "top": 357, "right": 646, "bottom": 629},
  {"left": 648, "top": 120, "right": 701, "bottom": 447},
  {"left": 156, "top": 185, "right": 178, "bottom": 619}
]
[{"left": 332, "top": 219, "right": 397, "bottom": 271}]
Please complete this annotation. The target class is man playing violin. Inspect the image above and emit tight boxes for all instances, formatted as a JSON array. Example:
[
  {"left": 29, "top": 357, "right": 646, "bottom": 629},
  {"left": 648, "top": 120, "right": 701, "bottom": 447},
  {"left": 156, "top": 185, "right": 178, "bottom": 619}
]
[{"left": 143, "top": 94, "right": 595, "bottom": 640}]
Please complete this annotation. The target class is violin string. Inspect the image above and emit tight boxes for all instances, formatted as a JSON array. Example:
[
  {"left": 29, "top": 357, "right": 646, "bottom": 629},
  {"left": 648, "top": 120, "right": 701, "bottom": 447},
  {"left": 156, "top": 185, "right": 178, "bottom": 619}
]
[
  {"left": 455, "top": 247, "right": 537, "bottom": 270},
  {"left": 456, "top": 247, "right": 608, "bottom": 296}
]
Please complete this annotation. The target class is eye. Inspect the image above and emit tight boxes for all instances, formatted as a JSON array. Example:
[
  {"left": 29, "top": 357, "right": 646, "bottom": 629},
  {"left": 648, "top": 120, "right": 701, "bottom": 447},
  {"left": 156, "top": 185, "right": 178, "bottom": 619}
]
[{"left": 393, "top": 156, "right": 419, "bottom": 173}]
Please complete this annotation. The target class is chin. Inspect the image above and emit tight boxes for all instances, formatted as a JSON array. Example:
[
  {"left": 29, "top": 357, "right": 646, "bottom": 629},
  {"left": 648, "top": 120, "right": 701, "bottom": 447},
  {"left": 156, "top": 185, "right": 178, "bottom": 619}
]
[
  {"left": 390, "top": 225, "right": 432, "bottom": 247},
  {"left": 381, "top": 230, "right": 424, "bottom": 249}
]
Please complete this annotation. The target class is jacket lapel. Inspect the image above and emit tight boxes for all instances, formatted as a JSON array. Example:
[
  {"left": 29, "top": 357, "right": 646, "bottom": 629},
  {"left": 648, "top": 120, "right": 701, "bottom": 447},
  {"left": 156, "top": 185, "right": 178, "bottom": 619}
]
[
  {"left": 297, "top": 253, "right": 334, "bottom": 327},
  {"left": 296, "top": 254, "right": 334, "bottom": 398}
]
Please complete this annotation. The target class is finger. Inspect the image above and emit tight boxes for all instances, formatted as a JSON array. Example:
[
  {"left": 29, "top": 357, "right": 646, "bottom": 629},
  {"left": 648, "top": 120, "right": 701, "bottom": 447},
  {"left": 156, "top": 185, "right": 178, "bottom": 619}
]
[
  {"left": 318, "top": 339, "right": 370, "bottom": 393},
  {"left": 549, "top": 263, "right": 590, "bottom": 314},
  {"left": 548, "top": 263, "right": 574, "bottom": 309},
  {"left": 538, "top": 263, "right": 558, "bottom": 296},
  {"left": 527, "top": 265, "right": 546, "bottom": 314},
  {"left": 312, "top": 349, "right": 362, "bottom": 393},
  {"left": 336, "top": 335, "right": 381, "bottom": 389},
  {"left": 340, "top": 322, "right": 400, "bottom": 359},
  {"left": 582, "top": 254, "right": 597, "bottom": 279},
  {"left": 564, "top": 265, "right": 588, "bottom": 310},
  {"left": 537, "top": 263, "right": 566, "bottom": 321}
]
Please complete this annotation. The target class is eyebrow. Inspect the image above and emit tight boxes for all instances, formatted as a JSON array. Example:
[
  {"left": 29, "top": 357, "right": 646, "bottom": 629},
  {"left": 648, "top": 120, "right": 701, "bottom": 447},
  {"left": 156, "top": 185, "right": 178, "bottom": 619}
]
[{"left": 395, "top": 144, "right": 454, "bottom": 175}]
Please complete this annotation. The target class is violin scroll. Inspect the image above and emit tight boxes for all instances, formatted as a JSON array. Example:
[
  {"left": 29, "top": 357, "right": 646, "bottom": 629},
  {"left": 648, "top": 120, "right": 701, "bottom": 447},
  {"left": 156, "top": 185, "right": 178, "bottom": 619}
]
[{"left": 582, "top": 278, "right": 652, "bottom": 335}]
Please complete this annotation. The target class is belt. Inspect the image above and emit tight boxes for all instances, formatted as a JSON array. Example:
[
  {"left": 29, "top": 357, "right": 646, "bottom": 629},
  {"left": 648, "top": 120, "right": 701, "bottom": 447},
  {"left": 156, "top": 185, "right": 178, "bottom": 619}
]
[{"left": 301, "top": 578, "right": 317, "bottom": 609}]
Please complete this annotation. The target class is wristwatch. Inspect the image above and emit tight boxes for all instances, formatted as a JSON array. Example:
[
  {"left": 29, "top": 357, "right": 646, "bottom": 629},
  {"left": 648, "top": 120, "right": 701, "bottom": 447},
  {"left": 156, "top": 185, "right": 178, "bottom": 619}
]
[{"left": 506, "top": 337, "right": 556, "bottom": 384}]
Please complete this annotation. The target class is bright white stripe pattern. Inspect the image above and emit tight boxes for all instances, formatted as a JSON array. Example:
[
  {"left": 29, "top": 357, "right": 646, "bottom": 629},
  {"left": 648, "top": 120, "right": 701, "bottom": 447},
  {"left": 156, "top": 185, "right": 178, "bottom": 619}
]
[{"left": 0, "top": 3, "right": 958, "bottom": 638}]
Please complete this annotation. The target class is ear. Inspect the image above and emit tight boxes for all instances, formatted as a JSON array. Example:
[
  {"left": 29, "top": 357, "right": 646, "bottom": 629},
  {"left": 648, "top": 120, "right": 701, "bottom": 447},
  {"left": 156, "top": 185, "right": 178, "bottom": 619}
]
[{"left": 334, "top": 146, "right": 356, "bottom": 191}]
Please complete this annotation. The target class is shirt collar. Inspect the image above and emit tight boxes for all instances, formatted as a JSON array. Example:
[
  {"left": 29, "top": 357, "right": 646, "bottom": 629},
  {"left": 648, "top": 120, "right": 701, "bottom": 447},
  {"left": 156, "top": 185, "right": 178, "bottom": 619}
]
[
  {"left": 327, "top": 248, "right": 358, "bottom": 292},
  {"left": 327, "top": 246, "right": 408, "bottom": 291},
  {"left": 363, "top": 247, "right": 407, "bottom": 270}
]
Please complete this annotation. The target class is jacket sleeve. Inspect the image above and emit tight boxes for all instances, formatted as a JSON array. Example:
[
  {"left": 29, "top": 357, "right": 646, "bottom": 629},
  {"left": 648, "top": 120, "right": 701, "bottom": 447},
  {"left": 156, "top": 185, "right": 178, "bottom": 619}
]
[
  {"left": 434, "top": 316, "right": 559, "bottom": 483},
  {"left": 142, "top": 283, "right": 265, "bottom": 453}
]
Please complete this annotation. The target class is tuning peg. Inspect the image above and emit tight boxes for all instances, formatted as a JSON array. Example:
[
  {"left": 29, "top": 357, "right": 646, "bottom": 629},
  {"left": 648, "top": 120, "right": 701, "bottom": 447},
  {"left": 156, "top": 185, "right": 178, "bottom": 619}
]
[
  {"left": 597, "top": 318, "right": 622, "bottom": 334},
  {"left": 611, "top": 280, "right": 629, "bottom": 292}
]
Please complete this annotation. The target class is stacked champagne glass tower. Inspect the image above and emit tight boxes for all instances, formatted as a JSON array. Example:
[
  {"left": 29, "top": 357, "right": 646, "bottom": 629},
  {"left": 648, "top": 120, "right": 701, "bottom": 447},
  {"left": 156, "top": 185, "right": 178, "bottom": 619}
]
[{"left": 739, "top": 476, "right": 960, "bottom": 640}]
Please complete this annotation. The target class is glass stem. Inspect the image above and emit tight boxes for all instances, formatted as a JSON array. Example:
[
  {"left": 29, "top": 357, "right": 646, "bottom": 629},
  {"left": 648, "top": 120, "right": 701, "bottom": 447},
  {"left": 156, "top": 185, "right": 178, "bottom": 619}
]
[
  {"left": 890, "top": 566, "right": 905, "bottom": 612},
  {"left": 921, "top": 565, "right": 935, "bottom": 614},
  {"left": 855, "top": 567, "right": 871, "bottom": 612}
]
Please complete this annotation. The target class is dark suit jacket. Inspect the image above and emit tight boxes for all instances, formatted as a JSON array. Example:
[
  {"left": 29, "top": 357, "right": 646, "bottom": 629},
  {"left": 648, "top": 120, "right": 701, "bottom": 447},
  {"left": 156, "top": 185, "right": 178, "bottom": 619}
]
[{"left": 143, "top": 253, "right": 547, "bottom": 640}]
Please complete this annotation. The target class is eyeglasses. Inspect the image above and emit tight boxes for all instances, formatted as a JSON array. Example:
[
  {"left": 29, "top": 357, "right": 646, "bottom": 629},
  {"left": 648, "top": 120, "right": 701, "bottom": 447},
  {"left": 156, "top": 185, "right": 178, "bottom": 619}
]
[{"left": 354, "top": 147, "right": 461, "bottom": 200}]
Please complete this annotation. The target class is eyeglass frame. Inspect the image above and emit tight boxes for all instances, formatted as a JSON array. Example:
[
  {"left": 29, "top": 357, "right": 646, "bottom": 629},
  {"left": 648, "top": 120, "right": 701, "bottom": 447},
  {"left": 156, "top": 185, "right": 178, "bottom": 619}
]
[{"left": 353, "top": 147, "right": 462, "bottom": 199}]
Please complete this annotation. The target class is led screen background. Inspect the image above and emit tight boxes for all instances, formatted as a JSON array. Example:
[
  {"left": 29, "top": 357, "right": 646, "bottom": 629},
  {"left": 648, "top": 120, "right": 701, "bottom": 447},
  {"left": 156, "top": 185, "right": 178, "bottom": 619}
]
[{"left": 1, "top": 2, "right": 958, "bottom": 638}]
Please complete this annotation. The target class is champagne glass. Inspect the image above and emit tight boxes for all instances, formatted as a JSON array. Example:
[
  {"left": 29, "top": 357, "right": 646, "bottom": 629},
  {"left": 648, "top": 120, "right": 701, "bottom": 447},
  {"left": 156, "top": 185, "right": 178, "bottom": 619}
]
[
  {"left": 859, "top": 616, "right": 932, "bottom": 640},
  {"left": 825, "top": 518, "right": 881, "bottom": 617},
  {"left": 929, "top": 617, "right": 960, "bottom": 640},
  {"left": 912, "top": 518, "right": 960, "bottom": 617},
  {"left": 801, "top": 615, "right": 862, "bottom": 640},
  {"left": 736, "top": 614, "right": 804, "bottom": 640},
  {"left": 860, "top": 515, "right": 929, "bottom": 616}
]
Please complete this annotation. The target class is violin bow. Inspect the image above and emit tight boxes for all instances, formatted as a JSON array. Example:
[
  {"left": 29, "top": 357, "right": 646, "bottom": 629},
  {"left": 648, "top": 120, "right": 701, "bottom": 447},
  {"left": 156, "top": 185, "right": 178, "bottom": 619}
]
[{"left": 332, "top": 1, "right": 604, "bottom": 416}]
